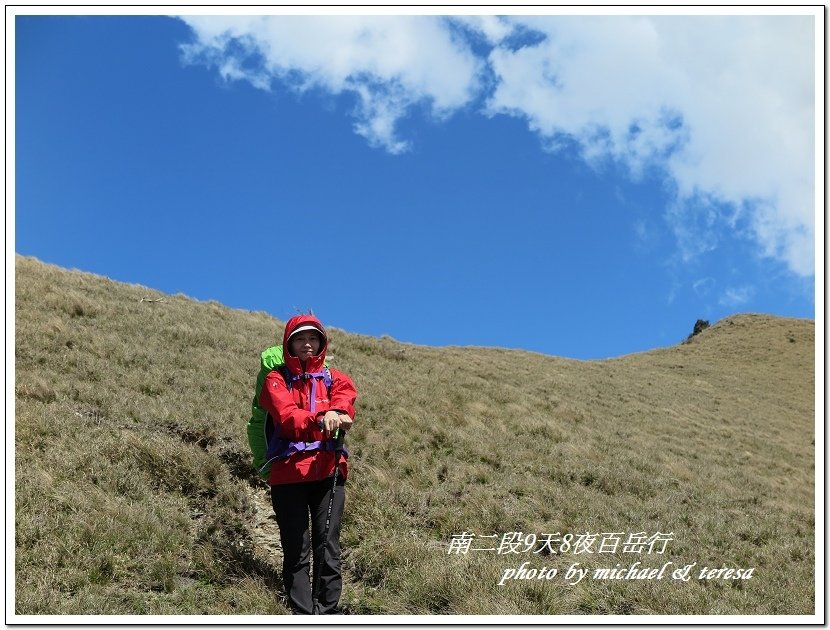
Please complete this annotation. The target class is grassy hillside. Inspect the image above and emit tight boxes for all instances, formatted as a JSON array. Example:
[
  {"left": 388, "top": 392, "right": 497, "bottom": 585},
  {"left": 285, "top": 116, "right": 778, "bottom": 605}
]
[{"left": 13, "top": 255, "right": 815, "bottom": 616}]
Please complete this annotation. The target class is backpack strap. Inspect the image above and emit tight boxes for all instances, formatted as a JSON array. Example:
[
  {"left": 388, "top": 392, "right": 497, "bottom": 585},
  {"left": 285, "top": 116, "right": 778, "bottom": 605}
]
[
  {"left": 262, "top": 412, "right": 349, "bottom": 472},
  {"left": 281, "top": 367, "right": 333, "bottom": 414},
  {"left": 260, "top": 367, "right": 345, "bottom": 472}
]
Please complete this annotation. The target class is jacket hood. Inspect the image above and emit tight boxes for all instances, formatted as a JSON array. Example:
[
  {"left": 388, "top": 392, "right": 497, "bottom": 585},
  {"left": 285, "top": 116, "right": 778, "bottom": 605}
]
[{"left": 282, "top": 314, "right": 328, "bottom": 375}]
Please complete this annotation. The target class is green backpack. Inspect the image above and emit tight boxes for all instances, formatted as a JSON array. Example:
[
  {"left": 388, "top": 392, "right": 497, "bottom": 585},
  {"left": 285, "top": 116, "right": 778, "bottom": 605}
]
[{"left": 246, "top": 345, "right": 330, "bottom": 480}]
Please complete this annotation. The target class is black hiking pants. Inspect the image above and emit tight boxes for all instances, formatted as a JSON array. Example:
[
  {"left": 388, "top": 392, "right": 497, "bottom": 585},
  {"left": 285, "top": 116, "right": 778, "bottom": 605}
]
[{"left": 270, "top": 476, "right": 346, "bottom": 615}]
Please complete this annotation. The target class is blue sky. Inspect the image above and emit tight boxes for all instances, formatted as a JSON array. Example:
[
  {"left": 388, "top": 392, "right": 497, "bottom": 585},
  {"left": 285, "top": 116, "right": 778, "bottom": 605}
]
[{"left": 11, "top": 11, "right": 820, "bottom": 360}]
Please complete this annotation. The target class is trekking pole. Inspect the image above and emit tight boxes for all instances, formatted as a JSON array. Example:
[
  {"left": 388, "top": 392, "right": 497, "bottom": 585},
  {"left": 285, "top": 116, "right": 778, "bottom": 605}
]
[{"left": 312, "top": 428, "right": 345, "bottom": 615}]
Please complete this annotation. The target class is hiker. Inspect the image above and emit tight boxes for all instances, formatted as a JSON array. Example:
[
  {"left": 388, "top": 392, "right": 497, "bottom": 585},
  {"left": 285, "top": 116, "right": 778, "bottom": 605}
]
[{"left": 259, "top": 314, "right": 357, "bottom": 615}]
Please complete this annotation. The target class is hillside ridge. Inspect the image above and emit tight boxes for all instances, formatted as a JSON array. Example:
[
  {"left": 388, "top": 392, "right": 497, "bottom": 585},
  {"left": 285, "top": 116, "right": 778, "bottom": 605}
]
[
  {"left": 12, "top": 254, "right": 813, "bottom": 361},
  {"left": 14, "top": 254, "right": 816, "bottom": 615}
]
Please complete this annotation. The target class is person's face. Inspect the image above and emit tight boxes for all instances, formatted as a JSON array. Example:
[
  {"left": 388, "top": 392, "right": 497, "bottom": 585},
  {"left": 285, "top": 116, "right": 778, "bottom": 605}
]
[{"left": 290, "top": 331, "right": 322, "bottom": 360}]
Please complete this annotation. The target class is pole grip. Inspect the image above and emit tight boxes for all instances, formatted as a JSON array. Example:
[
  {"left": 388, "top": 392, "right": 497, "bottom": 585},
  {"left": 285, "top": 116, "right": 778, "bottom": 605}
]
[{"left": 333, "top": 428, "right": 345, "bottom": 451}]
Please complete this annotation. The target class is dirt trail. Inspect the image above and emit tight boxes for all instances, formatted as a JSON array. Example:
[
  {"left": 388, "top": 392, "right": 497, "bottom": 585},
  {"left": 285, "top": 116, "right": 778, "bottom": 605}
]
[
  {"left": 241, "top": 477, "right": 363, "bottom": 614},
  {"left": 244, "top": 483, "right": 284, "bottom": 566}
]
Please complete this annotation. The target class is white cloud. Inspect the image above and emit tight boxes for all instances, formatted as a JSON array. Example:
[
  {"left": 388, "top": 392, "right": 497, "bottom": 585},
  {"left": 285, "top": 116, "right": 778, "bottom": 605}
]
[
  {"left": 179, "top": 15, "right": 484, "bottom": 153},
  {"left": 719, "top": 285, "right": 755, "bottom": 308},
  {"left": 693, "top": 277, "right": 716, "bottom": 297},
  {"left": 484, "top": 15, "right": 815, "bottom": 278},
  {"left": 178, "top": 14, "right": 816, "bottom": 278},
  {"left": 450, "top": 15, "right": 513, "bottom": 45}
]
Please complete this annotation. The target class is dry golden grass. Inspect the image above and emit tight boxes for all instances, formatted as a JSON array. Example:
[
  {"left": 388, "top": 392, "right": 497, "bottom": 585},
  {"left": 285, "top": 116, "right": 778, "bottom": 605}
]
[{"left": 13, "top": 254, "right": 815, "bottom": 615}]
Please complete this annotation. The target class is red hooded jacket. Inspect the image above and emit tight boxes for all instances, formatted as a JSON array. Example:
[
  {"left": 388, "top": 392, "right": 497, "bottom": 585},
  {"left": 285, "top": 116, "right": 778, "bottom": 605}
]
[{"left": 259, "top": 315, "right": 357, "bottom": 485}]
